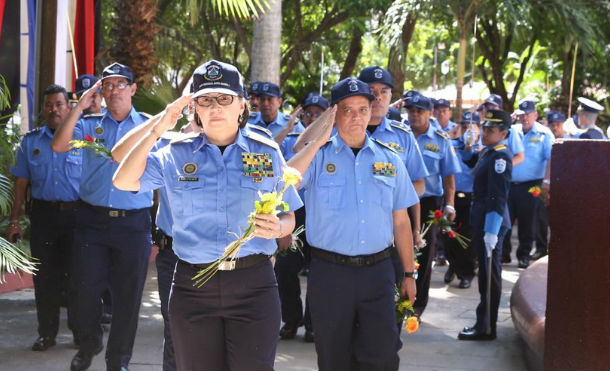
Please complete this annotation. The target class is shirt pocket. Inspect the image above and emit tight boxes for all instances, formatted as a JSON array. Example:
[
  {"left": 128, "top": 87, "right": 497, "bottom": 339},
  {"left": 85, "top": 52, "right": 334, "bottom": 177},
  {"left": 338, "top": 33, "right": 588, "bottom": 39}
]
[
  {"left": 29, "top": 154, "right": 50, "bottom": 181},
  {"left": 317, "top": 175, "right": 346, "bottom": 209},
  {"left": 422, "top": 150, "right": 442, "bottom": 175},
  {"left": 372, "top": 175, "right": 396, "bottom": 210},
  {"left": 170, "top": 178, "right": 206, "bottom": 216},
  {"left": 64, "top": 153, "right": 82, "bottom": 180},
  {"left": 240, "top": 176, "right": 277, "bottom": 215}
]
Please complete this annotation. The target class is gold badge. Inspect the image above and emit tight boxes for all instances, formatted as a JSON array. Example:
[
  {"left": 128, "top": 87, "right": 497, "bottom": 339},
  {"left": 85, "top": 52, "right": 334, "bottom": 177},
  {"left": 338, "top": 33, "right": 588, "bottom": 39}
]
[
  {"left": 33, "top": 148, "right": 40, "bottom": 156},
  {"left": 95, "top": 126, "right": 104, "bottom": 135},
  {"left": 326, "top": 163, "right": 337, "bottom": 174},
  {"left": 183, "top": 162, "right": 198, "bottom": 174}
]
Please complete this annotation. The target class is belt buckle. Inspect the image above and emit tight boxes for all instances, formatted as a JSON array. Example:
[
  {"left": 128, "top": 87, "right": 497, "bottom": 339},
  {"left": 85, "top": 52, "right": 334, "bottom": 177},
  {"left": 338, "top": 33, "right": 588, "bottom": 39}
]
[
  {"left": 218, "top": 260, "right": 236, "bottom": 271},
  {"left": 108, "top": 210, "right": 119, "bottom": 217}
]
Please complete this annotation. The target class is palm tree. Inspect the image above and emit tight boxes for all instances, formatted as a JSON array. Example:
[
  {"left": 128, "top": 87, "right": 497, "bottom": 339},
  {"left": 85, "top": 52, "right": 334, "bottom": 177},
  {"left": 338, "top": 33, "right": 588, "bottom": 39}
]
[{"left": 251, "top": 0, "right": 281, "bottom": 83}]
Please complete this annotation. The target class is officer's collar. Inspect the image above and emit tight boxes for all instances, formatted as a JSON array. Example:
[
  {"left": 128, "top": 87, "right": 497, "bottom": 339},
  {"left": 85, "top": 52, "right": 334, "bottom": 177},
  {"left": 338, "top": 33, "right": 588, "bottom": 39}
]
[
  {"left": 194, "top": 129, "right": 249, "bottom": 153},
  {"left": 423, "top": 121, "right": 436, "bottom": 138},
  {"left": 331, "top": 132, "right": 376, "bottom": 155},
  {"left": 261, "top": 110, "right": 282, "bottom": 126},
  {"left": 376, "top": 116, "right": 393, "bottom": 133},
  {"left": 102, "top": 106, "right": 138, "bottom": 125},
  {"left": 40, "top": 125, "right": 55, "bottom": 138}
]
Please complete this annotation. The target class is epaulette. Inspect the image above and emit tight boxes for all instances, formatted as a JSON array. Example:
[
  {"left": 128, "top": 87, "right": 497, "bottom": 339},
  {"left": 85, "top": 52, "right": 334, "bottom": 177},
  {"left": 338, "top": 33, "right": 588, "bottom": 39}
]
[
  {"left": 170, "top": 132, "right": 200, "bottom": 144},
  {"left": 82, "top": 113, "right": 104, "bottom": 119},
  {"left": 435, "top": 129, "right": 450, "bottom": 140},
  {"left": 24, "top": 127, "right": 42, "bottom": 137},
  {"left": 283, "top": 114, "right": 291, "bottom": 120},
  {"left": 493, "top": 143, "right": 508, "bottom": 152},
  {"left": 372, "top": 138, "right": 398, "bottom": 153},
  {"left": 390, "top": 122, "right": 411, "bottom": 133},
  {"left": 247, "top": 124, "right": 273, "bottom": 138},
  {"left": 244, "top": 130, "right": 279, "bottom": 150},
  {"left": 139, "top": 112, "right": 153, "bottom": 119},
  {"left": 249, "top": 112, "right": 258, "bottom": 118},
  {"left": 287, "top": 132, "right": 301, "bottom": 137}
]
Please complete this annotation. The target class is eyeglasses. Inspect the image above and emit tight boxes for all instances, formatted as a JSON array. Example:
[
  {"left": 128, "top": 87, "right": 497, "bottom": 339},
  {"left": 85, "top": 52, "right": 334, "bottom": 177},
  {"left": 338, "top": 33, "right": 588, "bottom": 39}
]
[
  {"left": 301, "top": 111, "right": 321, "bottom": 119},
  {"left": 102, "top": 82, "right": 131, "bottom": 91},
  {"left": 195, "top": 94, "right": 235, "bottom": 107}
]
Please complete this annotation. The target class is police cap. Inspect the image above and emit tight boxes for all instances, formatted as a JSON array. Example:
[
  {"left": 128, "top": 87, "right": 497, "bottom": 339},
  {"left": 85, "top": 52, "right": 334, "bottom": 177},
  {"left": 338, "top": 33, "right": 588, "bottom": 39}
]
[
  {"left": 514, "top": 99, "right": 536, "bottom": 115},
  {"left": 577, "top": 97, "right": 604, "bottom": 113},
  {"left": 482, "top": 109, "right": 511, "bottom": 130},
  {"left": 191, "top": 60, "right": 245, "bottom": 97},
  {"left": 405, "top": 92, "right": 433, "bottom": 111},
  {"left": 302, "top": 93, "right": 329, "bottom": 110},
  {"left": 484, "top": 94, "right": 503, "bottom": 108},
  {"left": 434, "top": 98, "right": 451, "bottom": 108},
  {"left": 76, "top": 74, "right": 100, "bottom": 96},
  {"left": 357, "top": 66, "right": 394, "bottom": 89},
  {"left": 102, "top": 62, "right": 133, "bottom": 83},
  {"left": 460, "top": 111, "right": 480, "bottom": 124},
  {"left": 546, "top": 110, "right": 565, "bottom": 123},
  {"left": 330, "top": 78, "right": 375, "bottom": 105},
  {"left": 259, "top": 82, "right": 281, "bottom": 98}
]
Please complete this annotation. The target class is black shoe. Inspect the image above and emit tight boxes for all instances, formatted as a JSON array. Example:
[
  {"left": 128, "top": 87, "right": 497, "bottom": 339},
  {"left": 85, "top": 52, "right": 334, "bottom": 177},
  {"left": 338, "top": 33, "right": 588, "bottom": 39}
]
[
  {"left": 530, "top": 251, "right": 547, "bottom": 261},
  {"left": 501, "top": 256, "right": 512, "bottom": 264},
  {"left": 458, "top": 278, "right": 471, "bottom": 289},
  {"left": 70, "top": 344, "right": 103, "bottom": 371},
  {"left": 444, "top": 267, "right": 455, "bottom": 284},
  {"left": 458, "top": 327, "right": 496, "bottom": 340},
  {"left": 518, "top": 259, "right": 529, "bottom": 269},
  {"left": 100, "top": 312, "right": 112, "bottom": 324},
  {"left": 107, "top": 367, "right": 128, "bottom": 371},
  {"left": 304, "top": 330, "right": 314, "bottom": 343},
  {"left": 32, "top": 336, "right": 56, "bottom": 351},
  {"left": 279, "top": 322, "right": 299, "bottom": 340}
]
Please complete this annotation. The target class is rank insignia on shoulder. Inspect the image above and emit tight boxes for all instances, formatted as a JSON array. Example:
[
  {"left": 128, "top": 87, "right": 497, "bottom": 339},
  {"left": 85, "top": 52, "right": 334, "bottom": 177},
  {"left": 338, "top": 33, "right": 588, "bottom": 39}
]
[
  {"left": 424, "top": 143, "right": 440, "bottom": 153},
  {"left": 249, "top": 112, "right": 258, "bottom": 118},
  {"left": 248, "top": 125, "right": 273, "bottom": 138},
  {"left": 494, "top": 158, "right": 507, "bottom": 174},
  {"left": 242, "top": 152, "right": 274, "bottom": 177},
  {"left": 372, "top": 162, "right": 396, "bottom": 177},
  {"left": 244, "top": 131, "right": 279, "bottom": 149},
  {"left": 435, "top": 129, "right": 450, "bottom": 140},
  {"left": 386, "top": 142, "right": 404, "bottom": 153},
  {"left": 372, "top": 138, "right": 397, "bottom": 153},
  {"left": 390, "top": 122, "right": 411, "bottom": 133},
  {"left": 493, "top": 144, "right": 507, "bottom": 151}
]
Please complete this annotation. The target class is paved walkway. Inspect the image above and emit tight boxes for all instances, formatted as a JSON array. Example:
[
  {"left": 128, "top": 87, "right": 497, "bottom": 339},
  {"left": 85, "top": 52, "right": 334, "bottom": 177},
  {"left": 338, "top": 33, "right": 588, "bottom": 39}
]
[{"left": 0, "top": 257, "right": 528, "bottom": 371}]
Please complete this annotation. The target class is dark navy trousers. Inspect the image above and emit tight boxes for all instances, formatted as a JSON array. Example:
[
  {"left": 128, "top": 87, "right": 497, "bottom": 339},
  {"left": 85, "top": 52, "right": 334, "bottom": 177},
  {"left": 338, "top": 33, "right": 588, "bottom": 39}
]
[
  {"left": 155, "top": 245, "right": 178, "bottom": 371},
  {"left": 29, "top": 204, "right": 78, "bottom": 339},
  {"left": 502, "top": 180, "right": 541, "bottom": 263},
  {"left": 73, "top": 205, "right": 151, "bottom": 369},
  {"left": 308, "top": 256, "right": 399, "bottom": 371},
  {"left": 444, "top": 192, "right": 476, "bottom": 280},
  {"left": 414, "top": 195, "right": 442, "bottom": 316},
  {"left": 169, "top": 259, "right": 280, "bottom": 371}
]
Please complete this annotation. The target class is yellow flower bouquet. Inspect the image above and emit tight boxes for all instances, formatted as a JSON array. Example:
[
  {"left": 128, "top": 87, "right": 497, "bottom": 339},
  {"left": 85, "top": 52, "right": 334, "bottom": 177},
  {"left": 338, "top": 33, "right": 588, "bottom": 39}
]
[
  {"left": 193, "top": 166, "right": 302, "bottom": 287},
  {"left": 395, "top": 284, "right": 419, "bottom": 334}
]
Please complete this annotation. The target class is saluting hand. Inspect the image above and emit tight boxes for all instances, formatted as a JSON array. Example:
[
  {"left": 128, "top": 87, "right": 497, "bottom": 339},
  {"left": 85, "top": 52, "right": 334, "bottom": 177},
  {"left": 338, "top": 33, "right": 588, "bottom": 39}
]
[
  {"left": 253, "top": 213, "right": 282, "bottom": 240},
  {"left": 76, "top": 79, "right": 102, "bottom": 112},
  {"left": 156, "top": 94, "right": 194, "bottom": 133},
  {"left": 287, "top": 105, "right": 302, "bottom": 130}
]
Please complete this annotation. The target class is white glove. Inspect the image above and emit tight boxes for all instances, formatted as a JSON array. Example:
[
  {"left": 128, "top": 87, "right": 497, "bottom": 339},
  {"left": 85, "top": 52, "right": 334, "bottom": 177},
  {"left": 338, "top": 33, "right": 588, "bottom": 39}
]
[{"left": 483, "top": 232, "right": 498, "bottom": 258}]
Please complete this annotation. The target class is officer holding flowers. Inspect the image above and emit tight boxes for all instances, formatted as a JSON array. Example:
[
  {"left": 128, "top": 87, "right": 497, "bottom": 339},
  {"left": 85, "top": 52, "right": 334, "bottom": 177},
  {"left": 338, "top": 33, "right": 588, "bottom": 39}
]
[
  {"left": 112, "top": 60, "right": 302, "bottom": 371},
  {"left": 288, "top": 77, "right": 418, "bottom": 371}
]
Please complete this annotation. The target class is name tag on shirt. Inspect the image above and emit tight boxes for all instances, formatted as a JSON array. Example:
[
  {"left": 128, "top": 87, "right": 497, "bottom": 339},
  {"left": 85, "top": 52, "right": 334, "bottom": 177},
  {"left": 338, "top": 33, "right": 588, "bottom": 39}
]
[{"left": 179, "top": 176, "right": 199, "bottom": 182}]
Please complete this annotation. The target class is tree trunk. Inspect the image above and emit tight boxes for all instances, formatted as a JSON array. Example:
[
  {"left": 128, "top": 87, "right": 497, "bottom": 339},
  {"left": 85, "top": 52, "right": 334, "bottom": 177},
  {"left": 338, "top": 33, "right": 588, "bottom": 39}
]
[
  {"left": 559, "top": 41, "right": 573, "bottom": 112},
  {"left": 340, "top": 27, "right": 364, "bottom": 79},
  {"left": 110, "top": 0, "right": 159, "bottom": 89},
  {"left": 251, "top": 0, "right": 282, "bottom": 84},
  {"left": 387, "top": 14, "right": 417, "bottom": 101}
]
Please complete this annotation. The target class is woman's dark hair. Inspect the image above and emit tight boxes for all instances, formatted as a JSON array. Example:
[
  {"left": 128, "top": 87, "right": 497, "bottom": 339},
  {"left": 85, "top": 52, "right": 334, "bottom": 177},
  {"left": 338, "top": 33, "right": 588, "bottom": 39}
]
[{"left": 194, "top": 95, "right": 249, "bottom": 129}]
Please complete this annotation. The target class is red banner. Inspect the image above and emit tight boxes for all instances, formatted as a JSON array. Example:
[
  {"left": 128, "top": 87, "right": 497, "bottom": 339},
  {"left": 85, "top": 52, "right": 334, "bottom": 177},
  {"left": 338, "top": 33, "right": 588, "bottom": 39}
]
[
  {"left": 0, "top": 0, "right": 6, "bottom": 43},
  {"left": 72, "top": 0, "right": 95, "bottom": 90}
]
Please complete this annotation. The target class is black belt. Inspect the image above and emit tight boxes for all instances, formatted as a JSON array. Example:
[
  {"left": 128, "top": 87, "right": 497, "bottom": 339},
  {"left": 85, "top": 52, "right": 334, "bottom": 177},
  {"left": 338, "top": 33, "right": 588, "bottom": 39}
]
[
  {"left": 179, "top": 254, "right": 270, "bottom": 272},
  {"left": 311, "top": 247, "right": 392, "bottom": 267},
  {"left": 511, "top": 179, "right": 542, "bottom": 186},
  {"left": 153, "top": 228, "right": 173, "bottom": 250},
  {"left": 80, "top": 200, "right": 148, "bottom": 217},
  {"left": 32, "top": 199, "right": 79, "bottom": 211}
]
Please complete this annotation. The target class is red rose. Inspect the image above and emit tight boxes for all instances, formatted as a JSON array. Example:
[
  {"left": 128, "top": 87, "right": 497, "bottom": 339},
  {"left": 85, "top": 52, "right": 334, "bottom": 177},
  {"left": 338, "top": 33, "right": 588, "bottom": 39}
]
[
  {"left": 532, "top": 189, "right": 540, "bottom": 197},
  {"left": 84, "top": 134, "right": 95, "bottom": 142},
  {"left": 448, "top": 230, "right": 456, "bottom": 238},
  {"left": 434, "top": 210, "right": 443, "bottom": 220}
]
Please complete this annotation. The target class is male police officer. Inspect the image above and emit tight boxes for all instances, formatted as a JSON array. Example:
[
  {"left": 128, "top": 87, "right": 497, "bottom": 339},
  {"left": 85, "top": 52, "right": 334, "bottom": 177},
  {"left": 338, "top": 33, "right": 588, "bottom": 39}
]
[
  {"left": 52, "top": 62, "right": 153, "bottom": 371},
  {"left": 288, "top": 78, "right": 418, "bottom": 370},
  {"left": 458, "top": 109, "right": 512, "bottom": 341},
  {"left": 75, "top": 74, "right": 103, "bottom": 115},
  {"left": 7, "top": 84, "right": 80, "bottom": 351},
  {"left": 248, "top": 82, "right": 304, "bottom": 137},
  {"left": 576, "top": 97, "right": 606, "bottom": 139},
  {"left": 407, "top": 92, "right": 462, "bottom": 319},
  {"left": 247, "top": 81, "right": 262, "bottom": 112},
  {"left": 434, "top": 98, "right": 458, "bottom": 135},
  {"left": 501, "top": 99, "right": 554, "bottom": 268}
]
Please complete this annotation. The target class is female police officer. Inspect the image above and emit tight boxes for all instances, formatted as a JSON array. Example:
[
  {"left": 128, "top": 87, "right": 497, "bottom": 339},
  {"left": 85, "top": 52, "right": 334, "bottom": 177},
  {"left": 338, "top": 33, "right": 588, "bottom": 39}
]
[
  {"left": 113, "top": 60, "right": 302, "bottom": 370},
  {"left": 458, "top": 109, "right": 512, "bottom": 341}
]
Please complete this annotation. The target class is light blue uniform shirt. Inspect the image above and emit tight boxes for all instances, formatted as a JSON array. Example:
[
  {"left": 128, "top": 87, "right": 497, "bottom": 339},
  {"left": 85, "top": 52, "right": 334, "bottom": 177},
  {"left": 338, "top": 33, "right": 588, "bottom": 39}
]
[
  {"left": 452, "top": 135, "right": 483, "bottom": 193},
  {"left": 248, "top": 110, "right": 305, "bottom": 137},
  {"left": 416, "top": 124, "right": 462, "bottom": 198},
  {"left": 439, "top": 119, "right": 457, "bottom": 133},
  {"left": 368, "top": 117, "right": 429, "bottom": 182},
  {"left": 11, "top": 126, "right": 81, "bottom": 201},
  {"left": 511, "top": 122, "right": 554, "bottom": 182},
  {"left": 138, "top": 130, "right": 303, "bottom": 264},
  {"left": 301, "top": 135, "right": 418, "bottom": 256},
  {"left": 153, "top": 138, "right": 172, "bottom": 236},
  {"left": 74, "top": 108, "right": 153, "bottom": 209}
]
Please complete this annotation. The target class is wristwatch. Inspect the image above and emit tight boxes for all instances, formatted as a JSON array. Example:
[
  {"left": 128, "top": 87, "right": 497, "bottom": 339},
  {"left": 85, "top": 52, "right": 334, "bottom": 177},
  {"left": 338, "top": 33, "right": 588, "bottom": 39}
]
[
  {"left": 404, "top": 271, "right": 416, "bottom": 278},
  {"left": 543, "top": 179, "right": 550, "bottom": 185}
]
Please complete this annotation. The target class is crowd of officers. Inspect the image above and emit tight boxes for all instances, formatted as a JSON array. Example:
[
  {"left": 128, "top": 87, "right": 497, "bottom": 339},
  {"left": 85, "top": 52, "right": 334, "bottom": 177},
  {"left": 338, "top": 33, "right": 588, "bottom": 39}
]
[{"left": 5, "top": 59, "right": 607, "bottom": 371}]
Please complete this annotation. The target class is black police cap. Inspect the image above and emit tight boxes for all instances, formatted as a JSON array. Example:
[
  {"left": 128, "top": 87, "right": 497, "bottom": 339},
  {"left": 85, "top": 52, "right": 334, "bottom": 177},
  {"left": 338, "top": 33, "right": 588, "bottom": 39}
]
[
  {"left": 434, "top": 98, "right": 451, "bottom": 108},
  {"left": 76, "top": 74, "right": 100, "bottom": 96},
  {"left": 330, "top": 78, "right": 375, "bottom": 105},
  {"left": 102, "top": 62, "right": 133, "bottom": 83},
  {"left": 259, "top": 82, "right": 281, "bottom": 98},
  {"left": 191, "top": 60, "right": 245, "bottom": 97},
  {"left": 357, "top": 66, "right": 394, "bottom": 89},
  {"left": 546, "top": 110, "right": 566, "bottom": 123},
  {"left": 405, "top": 92, "right": 433, "bottom": 111},
  {"left": 302, "top": 93, "right": 329, "bottom": 110},
  {"left": 460, "top": 111, "right": 480, "bottom": 124},
  {"left": 482, "top": 109, "right": 511, "bottom": 130}
]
